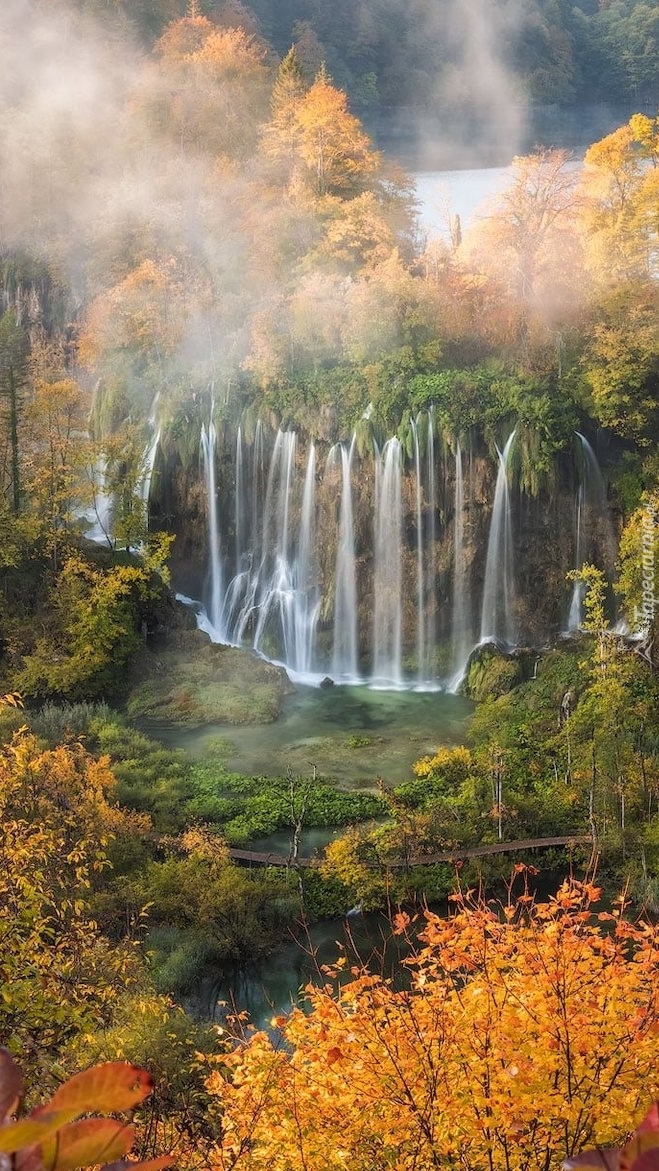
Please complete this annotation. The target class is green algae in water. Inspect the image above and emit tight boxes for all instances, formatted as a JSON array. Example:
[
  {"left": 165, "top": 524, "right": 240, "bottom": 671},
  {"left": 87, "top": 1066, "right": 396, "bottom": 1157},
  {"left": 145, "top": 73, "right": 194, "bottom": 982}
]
[{"left": 144, "top": 682, "right": 473, "bottom": 789}]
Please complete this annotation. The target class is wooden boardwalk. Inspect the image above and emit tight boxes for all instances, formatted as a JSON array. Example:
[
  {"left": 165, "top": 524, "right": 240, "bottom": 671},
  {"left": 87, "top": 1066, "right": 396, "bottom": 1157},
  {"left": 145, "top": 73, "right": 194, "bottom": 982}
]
[{"left": 228, "top": 834, "right": 591, "bottom": 870}]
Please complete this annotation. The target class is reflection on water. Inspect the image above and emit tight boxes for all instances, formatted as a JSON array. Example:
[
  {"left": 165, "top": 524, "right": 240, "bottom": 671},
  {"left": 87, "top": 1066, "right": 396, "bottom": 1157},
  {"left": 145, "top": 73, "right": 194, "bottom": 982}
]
[
  {"left": 210, "top": 912, "right": 418, "bottom": 1033},
  {"left": 144, "top": 682, "right": 473, "bottom": 788}
]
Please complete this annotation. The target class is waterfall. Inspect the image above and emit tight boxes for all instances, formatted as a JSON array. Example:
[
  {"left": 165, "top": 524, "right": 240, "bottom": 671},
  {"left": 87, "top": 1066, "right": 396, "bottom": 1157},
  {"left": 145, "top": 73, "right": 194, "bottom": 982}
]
[
  {"left": 412, "top": 418, "right": 425, "bottom": 682},
  {"left": 139, "top": 393, "right": 161, "bottom": 519},
  {"left": 140, "top": 429, "right": 161, "bottom": 513},
  {"left": 373, "top": 438, "right": 403, "bottom": 686},
  {"left": 567, "top": 473, "right": 586, "bottom": 630},
  {"left": 200, "top": 412, "right": 224, "bottom": 636},
  {"left": 214, "top": 431, "right": 318, "bottom": 679},
  {"left": 293, "top": 443, "right": 320, "bottom": 676},
  {"left": 451, "top": 440, "right": 471, "bottom": 682},
  {"left": 84, "top": 455, "right": 113, "bottom": 546},
  {"left": 426, "top": 408, "right": 437, "bottom": 677},
  {"left": 567, "top": 432, "right": 617, "bottom": 630},
  {"left": 330, "top": 438, "right": 359, "bottom": 680},
  {"left": 252, "top": 419, "right": 265, "bottom": 562},
  {"left": 235, "top": 426, "right": 245, "bottom": 577},
  {"left": 480, "top": 431, "right": 517, "bottom": 646},
  {"left": 252, "top": 431, "right": 297, "bottom": 660}
]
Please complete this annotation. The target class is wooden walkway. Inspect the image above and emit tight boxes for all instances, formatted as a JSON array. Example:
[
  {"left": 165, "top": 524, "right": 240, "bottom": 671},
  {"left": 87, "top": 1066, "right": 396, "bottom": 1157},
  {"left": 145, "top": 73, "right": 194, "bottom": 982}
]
[{"left": 228, "top": 834, "right": 591, "bottom": 870}]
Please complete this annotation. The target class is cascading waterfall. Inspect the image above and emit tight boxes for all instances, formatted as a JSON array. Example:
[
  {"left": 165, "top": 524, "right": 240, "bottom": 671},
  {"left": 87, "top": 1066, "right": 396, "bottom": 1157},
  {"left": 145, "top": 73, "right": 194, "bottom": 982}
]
[
  {"left": 426, "top": 408, "right": 437, "bottom": 673},
  {"left": 139, "top": 393, "right": 161, "bottom": 517},
  {"left": 372, "top": 437, "right": 403, "bottom": 686},
  {"left": 292, "top": 443, "right": 319, "bottom": 675},
  {"left": 192, "top": 413, "right": 617, "bottom": 689},
  {"left": 200, "top": 411, "right": 224, "bottom": 635},
  {"left": 252, "top": 420, "right": 266, "bottom": 561},
  {"left": 480, "top": 431, "right": 517, "bottom": 646},
  {"left": 412, "top": 418, "right": 425, "bottom": 682},
  {"left": 140, "top": 428, "right": 161, "bottom": 512},
  {"left": 567, "top": 431, "right": 617, "bottom": 630},
  {"left": 451, "top": 440, "right": 471, "bottom": 681},
  {"left": 235, "top": 426, "right": 245, "bottom": 577},
  {"left": 84, "top": 455, "right": 113, "bottom": 545},
  {"left": 252, "top": 431, "right": 298, "bottom": 660},
  {"left": 329, "top": 438, "right": 359, "bottom": 680},
  {"left": 567, "top": 474, "right": 586, "bottom": 630}
]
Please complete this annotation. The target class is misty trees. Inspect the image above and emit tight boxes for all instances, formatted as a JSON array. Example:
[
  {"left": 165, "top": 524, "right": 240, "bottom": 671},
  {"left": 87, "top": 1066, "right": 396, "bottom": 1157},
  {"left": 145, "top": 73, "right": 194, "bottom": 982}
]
[
  {"left": 148, "top": 13, "right": 271, "bottom": 160},
  {"left": 262, "top": 45, "right": 307, "bottom": 182},
  {"left": 461, "top": 148, "right": 583, "bottom": 360},
  {"left": 0, "top": 311, "right": 28, "bottom": 530},
  {"left": 293, "top": 70, "right": 380, "bottom": 200},
  {"left": 579, "top": 116, "right": 659, "bottom": 288}
]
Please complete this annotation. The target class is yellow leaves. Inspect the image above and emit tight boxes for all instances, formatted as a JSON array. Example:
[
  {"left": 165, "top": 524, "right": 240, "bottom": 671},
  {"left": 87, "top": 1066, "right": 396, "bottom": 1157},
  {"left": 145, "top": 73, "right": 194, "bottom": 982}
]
[
  {"left": 392, "top": 911, "right": 411, "bottom": 935},
  {"left": 292, "top": 76, "right": 380, "bottom": 200},
  {"left": 0, "top": 692, "right": 23, "bottom": 708},
  {"left": 206, "top": 887, "right": 659, "bottom": 1171},
  {"left": 412, "top": 744, "right": 474, "bottom": 781}
]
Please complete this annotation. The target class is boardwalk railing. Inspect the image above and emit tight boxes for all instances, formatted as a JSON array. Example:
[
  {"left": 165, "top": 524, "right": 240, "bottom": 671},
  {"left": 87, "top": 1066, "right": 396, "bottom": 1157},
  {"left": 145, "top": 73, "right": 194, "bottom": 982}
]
[{"left": 228, "top": 835, "right": 591, "bottom": 870}]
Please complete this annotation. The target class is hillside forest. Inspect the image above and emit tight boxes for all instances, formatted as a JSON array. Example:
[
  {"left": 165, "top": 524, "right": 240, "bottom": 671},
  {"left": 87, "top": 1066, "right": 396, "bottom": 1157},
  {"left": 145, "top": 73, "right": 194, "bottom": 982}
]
[{"left": 2, "top": 2, "right": 659, "bottom": 1170}]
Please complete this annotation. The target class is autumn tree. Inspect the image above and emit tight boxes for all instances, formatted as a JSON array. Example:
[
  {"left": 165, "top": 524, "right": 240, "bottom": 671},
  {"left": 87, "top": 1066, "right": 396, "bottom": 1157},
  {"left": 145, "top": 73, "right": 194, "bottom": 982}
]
[
  {"left": 145, "top": 14, "right": 271, "bottom": 161},
  {"left": 566, "top": 565, "right": 659, "bottom": 851},
  {"left": 25, "top": 376, "right": 92, "bottom": 571},
  {"left": 463, "top": 149, "right": 583, "bottom": 358},
  {"left": 292, "top": 68, "right": 380, "bottom": 201},
  {"left": 0, "top": 731, "right": 144, "bottom": 1087},
  {"left": 16, "top": 533, "right": 172, "bottom": 702},
  {"left": 581, "top": 294, "right": 659, "bottom": 443},
  {"left": 261, "top": 45, "right": 308, "bottom": 184},
  {"left": 579, "top": 114, "right": 659, "bottom": 289},
  {"left": 207, "top": 883, "right": 659, "bottom": 1171}
]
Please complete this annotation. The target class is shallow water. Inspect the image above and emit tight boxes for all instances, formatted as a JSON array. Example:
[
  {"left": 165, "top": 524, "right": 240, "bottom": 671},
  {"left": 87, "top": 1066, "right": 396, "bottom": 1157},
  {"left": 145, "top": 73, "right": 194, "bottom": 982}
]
[
  {"left": 205, "top": 912, "right": 417, "bottom": 1031},
  {"left": 146, "top": 681, "right": 473, "bottom": 789}
]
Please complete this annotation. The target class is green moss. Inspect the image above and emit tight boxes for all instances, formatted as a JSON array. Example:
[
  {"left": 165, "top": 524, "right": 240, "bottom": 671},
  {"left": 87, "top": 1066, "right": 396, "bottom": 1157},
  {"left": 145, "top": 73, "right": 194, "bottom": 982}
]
[
  {"left": 125, "top": 634, "right": 292, "bottom": 726},
  {"left": 463, "top": 651, "right": 523, "bottom": 703}
]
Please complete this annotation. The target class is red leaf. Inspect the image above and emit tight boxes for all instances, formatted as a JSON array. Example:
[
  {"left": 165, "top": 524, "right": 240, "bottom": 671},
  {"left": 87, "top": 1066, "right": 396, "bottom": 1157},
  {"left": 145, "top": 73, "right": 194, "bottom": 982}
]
[
  {"left": 638, "top": 1105, "right": 659, "bottom": 1135},
  {"left": 40, "top": 1066, "right": 153, "bottom": 1123},
  {"left": 563, "top": 1150, "right": 621, "bottom": 1171},
  {"left": 34, "top": 1119, "right": 134, "bottom": 1171},
  {"left": 629, "top": 1153, "right": 659, "bottom": 1171},
  {"left": 0, "top": 1049, "right": 23, "bottom": 1124}
]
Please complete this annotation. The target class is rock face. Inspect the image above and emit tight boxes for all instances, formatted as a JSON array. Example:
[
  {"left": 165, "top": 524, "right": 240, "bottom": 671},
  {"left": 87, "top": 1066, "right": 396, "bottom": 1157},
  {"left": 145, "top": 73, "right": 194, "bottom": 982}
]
[
  {"left": 127, "top": 627, "right": 294, "bottom": 726},
  {"left": 150, "top": 420, "right": 620, "bottom": 686}
]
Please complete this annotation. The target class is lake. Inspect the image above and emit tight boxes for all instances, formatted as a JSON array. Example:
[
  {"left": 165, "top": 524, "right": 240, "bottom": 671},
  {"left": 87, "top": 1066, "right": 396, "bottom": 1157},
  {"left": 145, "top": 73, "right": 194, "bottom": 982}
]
[
  {"left": 415, "top": 164, "right": 514, "bottom": 239},
  {"left": 148, "top": 681, "right": 473, "bottom": 790}
]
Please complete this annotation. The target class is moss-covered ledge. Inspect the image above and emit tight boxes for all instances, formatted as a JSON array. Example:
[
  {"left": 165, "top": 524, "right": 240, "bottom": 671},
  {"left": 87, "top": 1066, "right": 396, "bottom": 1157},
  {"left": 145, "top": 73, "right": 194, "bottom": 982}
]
[{"left": 125, "top": 629, "right": 294, "bottom": 726}]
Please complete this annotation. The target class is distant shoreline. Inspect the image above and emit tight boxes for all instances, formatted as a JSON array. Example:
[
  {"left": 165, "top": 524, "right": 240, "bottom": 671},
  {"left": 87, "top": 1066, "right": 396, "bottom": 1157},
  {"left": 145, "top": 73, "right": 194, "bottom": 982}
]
[{"left": 371, "top": 98, "right": 658, "bottom": 171}]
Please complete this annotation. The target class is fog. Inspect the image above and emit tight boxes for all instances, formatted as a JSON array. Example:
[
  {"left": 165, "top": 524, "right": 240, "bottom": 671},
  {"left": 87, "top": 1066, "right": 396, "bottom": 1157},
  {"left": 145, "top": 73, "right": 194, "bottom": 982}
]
[{"left": 0, "top": 0, "right": 576, "bottom": 422}]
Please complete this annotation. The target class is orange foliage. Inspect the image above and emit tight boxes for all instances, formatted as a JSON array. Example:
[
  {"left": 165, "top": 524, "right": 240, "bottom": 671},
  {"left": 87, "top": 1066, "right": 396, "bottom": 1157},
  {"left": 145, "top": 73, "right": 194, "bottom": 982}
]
[{"left": 207, "top": 883, "right": 659, "bottom": 1171}]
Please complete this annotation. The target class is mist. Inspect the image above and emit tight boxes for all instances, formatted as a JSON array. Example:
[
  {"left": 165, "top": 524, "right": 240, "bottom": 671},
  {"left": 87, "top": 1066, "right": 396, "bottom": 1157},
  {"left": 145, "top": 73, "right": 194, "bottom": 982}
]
[{"left": 0, "top": 0, "right": 566, "bottom": 429}]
